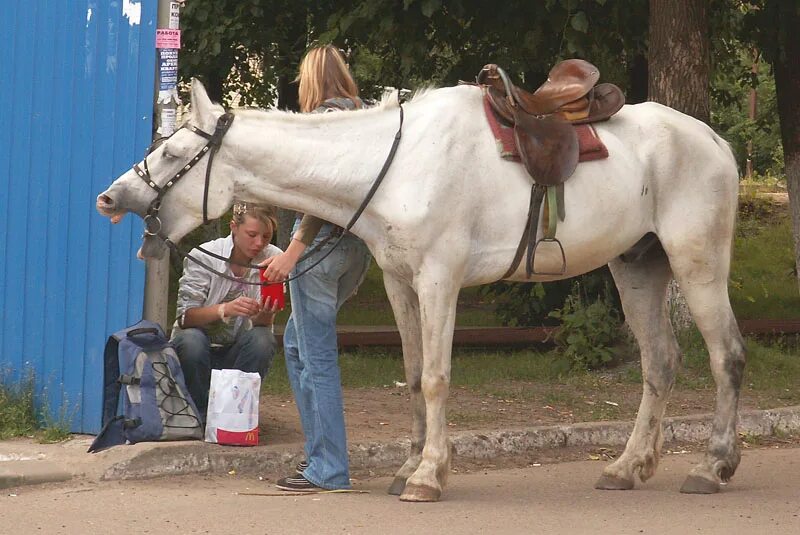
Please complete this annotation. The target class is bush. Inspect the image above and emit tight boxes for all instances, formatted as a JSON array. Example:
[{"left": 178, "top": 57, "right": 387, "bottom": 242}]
[
  {"left": 549, "top": 281, "right": 625, "bottom": 371},
  {"left": 482, "top": 267, "right": 621, "bottom": 327}
]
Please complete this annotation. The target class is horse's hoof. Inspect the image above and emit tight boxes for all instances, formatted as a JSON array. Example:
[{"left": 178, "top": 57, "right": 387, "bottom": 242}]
[
  {"left": 399, "top": 483, "right": 441, "bottom": 502},
  {"left": 387, "top": 477, "right": 407, "bottom": 496},
  {"left": 680, "top": 475, "right": 720, "bottom": 494},
  {"left": 594, "top": 474, "right": 635, "bottom": 490}
]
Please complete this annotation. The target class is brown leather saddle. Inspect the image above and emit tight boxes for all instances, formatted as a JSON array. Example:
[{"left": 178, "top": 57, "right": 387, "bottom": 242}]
[
  {"left": 476, "top": 59, "right": 624, "bottom": 277},
  {"left": 478, "top": 59, "right": 624, "bottom": 186}
]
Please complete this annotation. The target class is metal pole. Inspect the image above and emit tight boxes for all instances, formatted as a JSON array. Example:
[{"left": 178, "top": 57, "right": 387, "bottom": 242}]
[{"left": 144, "top": 0, "right": 182, "bottom": 326}]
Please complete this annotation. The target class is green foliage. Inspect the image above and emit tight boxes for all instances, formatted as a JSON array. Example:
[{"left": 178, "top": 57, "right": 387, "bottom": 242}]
[
  {"left": 548, "top": 281, "right": 624, "bottom": 371},
  {"left": 482, "top": 267, "right": 620, "bottom": 327},
  {"left": 322, "top": 0, "right": 647, "bottom": 94},
  {"left": 0, "top": 372, "right": 73, "bottom": 442},
  {"left": 0, "top": 372, "right": 37, "bottom": 440},
  {"left": 711, "top": 48, "right": 783, "bottom": 176},
  {"left": 178, "top": 0, "right": 649, "bottom": 106},
  {"left": 729, "top": 195, "right": 799, "bottom": 320},
  {"left": 179, "top": 0, "right": 335, "bottom": 107}
]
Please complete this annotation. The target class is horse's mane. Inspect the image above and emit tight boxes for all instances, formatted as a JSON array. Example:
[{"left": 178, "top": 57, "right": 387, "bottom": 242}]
[
  {"left": 222, "top": 86, "right": 439, "bottom": 123},
  {"left": 178, "top": 85, "right": 452, "bottom": 132}
]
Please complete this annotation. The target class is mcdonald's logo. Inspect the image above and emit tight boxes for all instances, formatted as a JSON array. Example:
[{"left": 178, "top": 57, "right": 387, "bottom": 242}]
[{"left": 245, "top": 431, "right": 256, "bottom": 443}]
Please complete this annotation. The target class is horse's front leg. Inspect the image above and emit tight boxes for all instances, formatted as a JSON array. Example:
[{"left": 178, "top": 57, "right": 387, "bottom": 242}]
[
  {"left": 382, "top": 272, "right": 426, "bottom": 496},
  {"left": 399, "top": 269, "right": 460, "bottom": 502}
]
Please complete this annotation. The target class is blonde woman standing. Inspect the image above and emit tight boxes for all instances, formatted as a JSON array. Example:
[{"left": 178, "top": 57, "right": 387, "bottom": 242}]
[{"left": 261, "top": 45, "right": 371, "bottom": 492}]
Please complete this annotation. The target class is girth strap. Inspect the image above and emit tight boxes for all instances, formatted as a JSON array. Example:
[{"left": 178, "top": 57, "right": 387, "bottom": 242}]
[
  {"left": 543, "top": 185, "right": 559, "bottom": 240},
  {"left": 501, "top": 184, "right": 547, "bottom": 279}
]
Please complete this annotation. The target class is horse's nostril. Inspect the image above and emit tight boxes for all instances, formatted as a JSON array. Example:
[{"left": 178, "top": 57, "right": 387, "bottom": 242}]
[{"left": 98, "top": 194, "right": 114, "bottom": 207}]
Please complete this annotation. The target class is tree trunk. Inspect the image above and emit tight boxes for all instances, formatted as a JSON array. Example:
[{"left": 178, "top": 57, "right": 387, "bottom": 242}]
[
  {"left": 648, "top": 0, "right": 711, "bottom": 330},
  {"left": 770, "top": 4, "right": 800, "bottom": 290},
  {"left": 648, "top": 0, "right": 710, "bottom": 123}
]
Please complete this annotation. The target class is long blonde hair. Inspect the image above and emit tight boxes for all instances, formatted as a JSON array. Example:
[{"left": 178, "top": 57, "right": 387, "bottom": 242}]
[{"left": 297, "top": 45, "right": 359, "bottom": 113}]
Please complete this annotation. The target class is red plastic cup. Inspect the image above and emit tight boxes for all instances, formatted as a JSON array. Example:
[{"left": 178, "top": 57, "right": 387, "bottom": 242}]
[{"left": 259, "top": 269, "right": 286, "bottom": 310}]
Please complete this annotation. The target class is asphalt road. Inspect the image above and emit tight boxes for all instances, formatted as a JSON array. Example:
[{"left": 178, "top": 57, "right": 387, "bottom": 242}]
[{"left": 2, "top": 446, "right": 798, "bottom": 534}]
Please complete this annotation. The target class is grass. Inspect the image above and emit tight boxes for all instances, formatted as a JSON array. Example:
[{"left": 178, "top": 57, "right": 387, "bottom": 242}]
[
  {"left": 670, "top": 326, "right": 800, "bottom": 407},
  {"left": 263, "top": 347, "right": 407, "bottom": 396},
  {"left": 729, "top": 194, "right": 799, "bottom": 320},
  {"left": 263, "top": 346, "right": 573, "bottom": 396},
  {"left": 0, "top": 374, "right": 38, "bottom": 440},
  {"left": 0, "top": 372, "right": 73, "bottom": 443}
]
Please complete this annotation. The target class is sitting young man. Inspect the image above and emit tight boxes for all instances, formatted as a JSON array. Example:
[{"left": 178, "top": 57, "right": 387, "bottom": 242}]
[{"left": 171, "top": 202, "right": 283, "bottom": 421}]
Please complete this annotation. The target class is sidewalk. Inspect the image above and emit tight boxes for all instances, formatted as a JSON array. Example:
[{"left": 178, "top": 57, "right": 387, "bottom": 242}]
[{"left": 3, "top": 405, "right": 799, "bottom": 490}]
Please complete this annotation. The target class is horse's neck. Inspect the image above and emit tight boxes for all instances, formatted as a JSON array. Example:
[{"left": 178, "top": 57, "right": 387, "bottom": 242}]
[{"left": 226, "top": 109, "right": 399, "bottom": 227}]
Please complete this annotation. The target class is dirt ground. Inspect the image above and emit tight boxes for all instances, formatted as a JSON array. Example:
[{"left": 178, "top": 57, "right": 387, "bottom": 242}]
[{"left": 257, "top": 379, "right": 793, "bottom": 448}]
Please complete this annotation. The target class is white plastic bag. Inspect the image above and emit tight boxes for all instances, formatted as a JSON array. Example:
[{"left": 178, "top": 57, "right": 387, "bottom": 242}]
[{"left": 204, "top": 369, "right": 261, "bottom": 446}]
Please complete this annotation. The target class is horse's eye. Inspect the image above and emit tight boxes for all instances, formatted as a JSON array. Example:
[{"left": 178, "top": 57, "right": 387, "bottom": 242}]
[{"left": 161, "top": 145, "right": 176, "bottom": 159}]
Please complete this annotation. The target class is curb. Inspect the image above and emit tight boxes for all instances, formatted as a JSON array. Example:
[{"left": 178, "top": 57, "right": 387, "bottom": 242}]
[
  {"left": 102, "top": 405, "right": 800, "bottom": 481},
  {"left": 0, "top": 461, "right": 72, "bottom": 490}
]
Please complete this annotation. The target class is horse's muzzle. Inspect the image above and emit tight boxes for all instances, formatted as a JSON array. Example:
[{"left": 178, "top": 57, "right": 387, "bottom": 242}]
[
  {"left": 96, "top": 193, "right": 126, "bottom": 224},
  {"left": 96, "top": 193, "right": 117, "bottom": 215}
]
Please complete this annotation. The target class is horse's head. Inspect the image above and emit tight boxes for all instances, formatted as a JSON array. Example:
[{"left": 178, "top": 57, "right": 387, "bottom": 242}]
[{"left": 96, "top": 80, "right": 237, "bottom": 259}]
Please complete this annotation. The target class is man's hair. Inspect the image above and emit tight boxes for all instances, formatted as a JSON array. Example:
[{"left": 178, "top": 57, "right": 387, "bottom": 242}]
[
  {"left": 231, "top": 201, "right": 277, "bottom": 237},
  {"left": 298, "top": 45, "right": 359, "bottom": 113}
]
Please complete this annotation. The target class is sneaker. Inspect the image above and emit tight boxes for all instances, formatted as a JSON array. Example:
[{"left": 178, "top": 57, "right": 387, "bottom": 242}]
[
  {"left": 276, "top": 475, "right": 324, "bottom": 492},
  {"left": 295, "top": 460, "right": 309, "bottom": 474}
]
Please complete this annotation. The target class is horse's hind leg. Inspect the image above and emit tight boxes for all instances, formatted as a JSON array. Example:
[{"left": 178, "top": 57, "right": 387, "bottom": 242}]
[
  {"left": 382, "top": 272, "right": 426, "bottom": 496},
  {"left": 662, "top": 239, "right": 746, "bottom": 494},
  {"left": 595, "top": 248, "right": 680, "bottom": 490}
]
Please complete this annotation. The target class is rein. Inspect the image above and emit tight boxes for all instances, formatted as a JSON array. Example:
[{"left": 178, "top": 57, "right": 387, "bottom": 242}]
[{"left": 142, "top": 102, "right": 405, "bottom": 287}]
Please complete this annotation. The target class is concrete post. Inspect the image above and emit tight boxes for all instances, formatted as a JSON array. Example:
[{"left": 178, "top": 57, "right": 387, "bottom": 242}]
[{"left": 143, "top": 0, "right": 181, "bottom": 326}]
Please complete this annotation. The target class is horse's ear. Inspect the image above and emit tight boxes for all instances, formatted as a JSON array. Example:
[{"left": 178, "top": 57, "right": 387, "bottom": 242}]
[{"left": 190, "top": 78, "right": 221, "bottom": 132}]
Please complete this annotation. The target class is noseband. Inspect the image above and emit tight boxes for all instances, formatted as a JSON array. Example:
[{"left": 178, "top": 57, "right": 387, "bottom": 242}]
[{"left": 134, "top": 112, "right": 235, "bottom": 237}]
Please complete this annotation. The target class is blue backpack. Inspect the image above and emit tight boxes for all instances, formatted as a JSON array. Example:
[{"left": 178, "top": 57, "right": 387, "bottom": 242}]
[{"left": 88, "top": 320, "right": 202, "bottom": 453}]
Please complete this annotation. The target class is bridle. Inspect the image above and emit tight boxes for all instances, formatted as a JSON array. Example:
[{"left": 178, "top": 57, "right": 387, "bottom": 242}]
[
  {"left": 132, "top": 102, "right": 404, "bottom": 287},
  {"left": 135, "top": 112, "right": 235, "bottom": 238}
]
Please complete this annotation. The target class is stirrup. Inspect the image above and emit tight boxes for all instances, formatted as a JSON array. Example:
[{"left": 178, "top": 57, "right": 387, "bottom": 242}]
[{"left": 530, "top": 237, "right": 567, "bottom": 276}]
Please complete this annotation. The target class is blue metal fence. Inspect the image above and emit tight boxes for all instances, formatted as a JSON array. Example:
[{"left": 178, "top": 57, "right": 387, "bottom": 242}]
[{"left": 0, "top": 1, "right": 157, "bottom": 433}]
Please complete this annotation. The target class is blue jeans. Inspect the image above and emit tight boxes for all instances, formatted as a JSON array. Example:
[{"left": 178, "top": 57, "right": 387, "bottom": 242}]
[
  {"left": 173, "top": 326, "right": 277, "bottom": 422},
  {"left": 284, "top": 224, "right": 371, "bottom": 489}
]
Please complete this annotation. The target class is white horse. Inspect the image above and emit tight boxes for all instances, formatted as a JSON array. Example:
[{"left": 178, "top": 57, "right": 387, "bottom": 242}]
[{"left": 97, "top": 80, "right": 743, "bottom": 501}]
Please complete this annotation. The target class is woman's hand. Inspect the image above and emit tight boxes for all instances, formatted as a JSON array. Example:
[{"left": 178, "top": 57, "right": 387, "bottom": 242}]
[
  {"left": 252, "top": 296, "right": 282, "bottom": 326},
  {"left": 259, "top": 239, "right": 306, "bottom": 282},
  {"left": 223, "top": 296, "right": 262, "bottom": 318}
]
